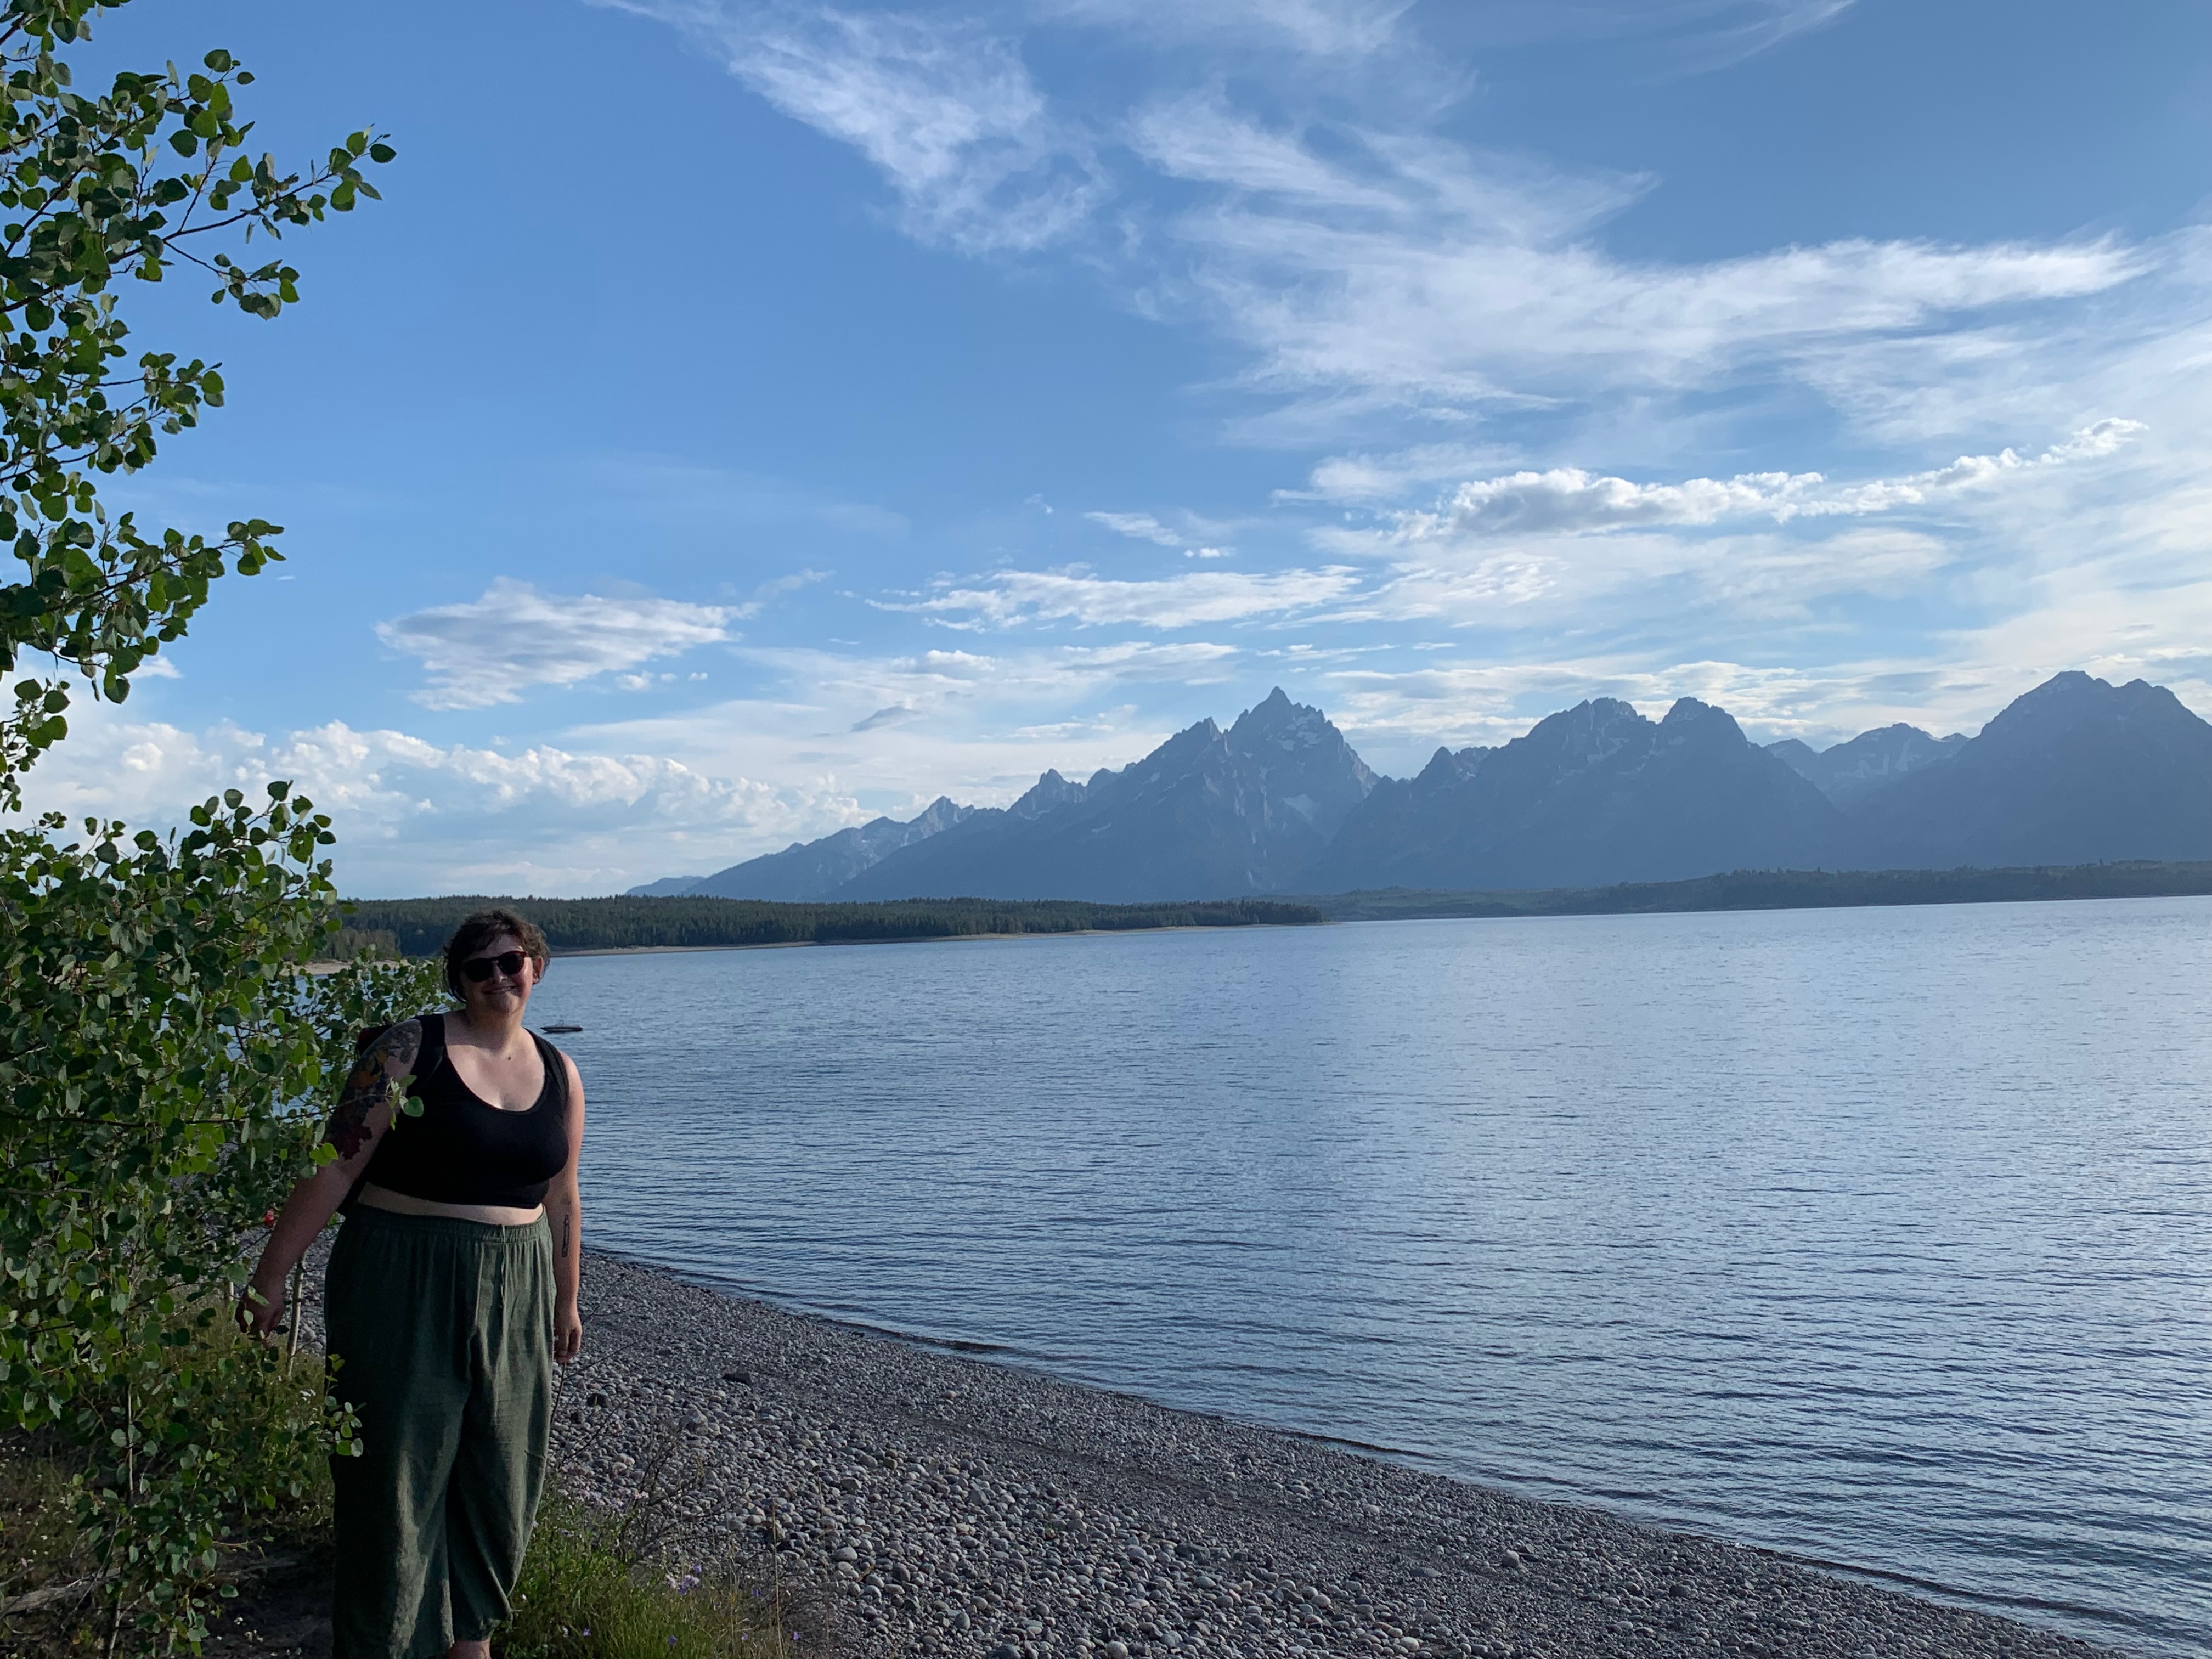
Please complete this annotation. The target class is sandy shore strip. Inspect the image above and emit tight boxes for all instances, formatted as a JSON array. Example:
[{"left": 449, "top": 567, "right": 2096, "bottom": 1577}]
[{"left": 551, "top": 1251, "right": 2120, "bottom": 1659}]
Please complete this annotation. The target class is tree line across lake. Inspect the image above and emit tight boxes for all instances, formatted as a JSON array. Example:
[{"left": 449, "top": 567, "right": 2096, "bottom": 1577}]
[
  {"left": 341, "top": 894, "right": 1328, "bottom": 957},
  {"left": 340, "top": 858, "right": 2212, "bottom": 960},
  {"left": 1307, "top": 859, "right": 2212, "bottom": 921}
]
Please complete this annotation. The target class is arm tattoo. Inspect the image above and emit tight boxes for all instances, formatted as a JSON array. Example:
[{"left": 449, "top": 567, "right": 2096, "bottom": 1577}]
[
  {"left": 561, "top": 1207, "right": 573, "bottom": 1262},
  {"left": 326, "top": 1018, "right": 421, "bottom": 1161}
]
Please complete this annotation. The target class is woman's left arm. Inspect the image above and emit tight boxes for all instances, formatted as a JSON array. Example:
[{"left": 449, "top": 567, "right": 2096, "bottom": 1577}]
[{"left": 547, "top": 1052, "right": 586, "bottom": 1364}]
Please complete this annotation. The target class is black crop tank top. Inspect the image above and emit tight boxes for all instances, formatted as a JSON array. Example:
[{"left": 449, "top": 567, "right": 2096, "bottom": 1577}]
[{"left": 357, "top": 1014, "right": 571, "bottom": 1207}]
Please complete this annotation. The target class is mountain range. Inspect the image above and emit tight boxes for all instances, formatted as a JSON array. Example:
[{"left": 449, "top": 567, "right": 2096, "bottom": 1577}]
[{"left": 631, "top": 672, "right": 2212, "bottom": 902}]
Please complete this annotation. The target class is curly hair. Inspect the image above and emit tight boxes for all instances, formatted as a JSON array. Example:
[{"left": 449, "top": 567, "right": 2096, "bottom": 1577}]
[{"left": 441, "top": 907, "right": 551, "bottom": 998}]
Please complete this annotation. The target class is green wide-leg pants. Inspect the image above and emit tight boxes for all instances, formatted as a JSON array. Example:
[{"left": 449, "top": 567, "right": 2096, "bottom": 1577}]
[{"left": 324, "top": 1206, "right": 556, "bottom": 1659}]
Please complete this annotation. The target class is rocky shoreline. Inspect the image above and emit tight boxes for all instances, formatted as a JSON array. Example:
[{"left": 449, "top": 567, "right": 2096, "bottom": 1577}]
[{"left": 554, "top": 1250, "right": 2120, "bottom": 1659}]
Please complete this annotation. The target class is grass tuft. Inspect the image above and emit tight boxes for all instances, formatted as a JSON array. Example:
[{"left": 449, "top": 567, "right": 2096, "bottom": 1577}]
[{"left": 500, "top": 1487, "right": 802, "bottom": 1659}]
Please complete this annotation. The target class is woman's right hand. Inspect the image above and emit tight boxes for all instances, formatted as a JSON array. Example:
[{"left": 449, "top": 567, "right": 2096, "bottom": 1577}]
[{"left": 238, "top": 1272, "right": 286, "bottom": 1339}]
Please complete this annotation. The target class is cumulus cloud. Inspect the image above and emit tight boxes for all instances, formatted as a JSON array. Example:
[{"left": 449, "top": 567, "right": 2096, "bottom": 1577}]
[
  {"left": 884, "top": 566, "right": 1360, "bottom": 628},
  {"left": 10, "top": 707, "right": 845, "bottom": 898},
  {"left": 603, "top": 1, "right": 1105, "bottom": 253},
  {"left": 375, "top": 579, "right": 736, "bottom": 709},
  {"left": 1378, "top": 420, "right": 2145, "bottom": 540}
]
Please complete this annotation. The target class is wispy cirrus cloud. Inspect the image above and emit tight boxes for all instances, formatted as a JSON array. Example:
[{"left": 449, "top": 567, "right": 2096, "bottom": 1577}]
[
  {"left": 883, "top": 565, "right": 1360, "bottom": 628},
  {"left": 1135, "top": 97, "right": 2142, "bottom": 419},
  {"left": 1281, "top": 442, "right": 1522, "bottom": 503},
  {"left": 1086, "top": 507, "right": 1237, "bottom": 558},
  {"left": 376, "top": 579, "right": 736, "bottom": 709},
  {"left": 1085, "top": 510, "right": 1186, "bottom": 546},
  {"left": 601, "top": 1, "right": 1105, "bottom": 253},
  {"left": 1310, "top": 524, "right": 1951, "bottom": 629},
  {"left": 571, "top": 0, "right": 2211, "bottom": 813},
  {"left": 1447, "top": 0, "right": 1859, "bottom": 72},
  {"left": 1037, "top": 0, "right": 1410, "bottom": 57},
  {"left": 603, "top": 5, "right": 2152, "bottom": 452}
]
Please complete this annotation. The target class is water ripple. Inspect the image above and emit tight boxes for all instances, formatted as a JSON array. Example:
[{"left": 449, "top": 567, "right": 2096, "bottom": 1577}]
[{"left": 539, "top": 899, "right": 2212, "bottom": 1657}]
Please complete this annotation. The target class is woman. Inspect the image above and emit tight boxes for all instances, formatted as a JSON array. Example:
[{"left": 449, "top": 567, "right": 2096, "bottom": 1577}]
[{"left": 242, "top": 909, "right": 586, "bottom": 1659}]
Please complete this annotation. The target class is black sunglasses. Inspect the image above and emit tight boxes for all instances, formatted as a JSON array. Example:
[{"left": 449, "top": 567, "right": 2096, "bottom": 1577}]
[{"left": 460, "top": 950, "right": 531, "bottom": 984}]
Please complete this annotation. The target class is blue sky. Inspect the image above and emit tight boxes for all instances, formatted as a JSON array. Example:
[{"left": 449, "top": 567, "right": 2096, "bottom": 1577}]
[{"left": 20, "top": 0, "right": 2212, "bottom": 895}]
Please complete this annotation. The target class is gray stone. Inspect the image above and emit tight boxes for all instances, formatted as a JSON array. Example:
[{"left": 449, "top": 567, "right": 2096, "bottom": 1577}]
[{"left": 529, "top": 1251, "right": 2126, "bottom": 1659}]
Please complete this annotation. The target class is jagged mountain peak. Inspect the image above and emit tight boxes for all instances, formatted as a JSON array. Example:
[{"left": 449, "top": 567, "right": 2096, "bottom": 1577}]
[
  {"left": 1306, "top": 683, "right": 1842, "bottom": 894},
  {"left": 1661, "top": 697, "right": 1728, "bottom": 726},
  {"left": 1009, "top": 769, "right": 1086, "bottom": 820},
  {"left": 1519, "top": 697, "right": 1653, "bottom": 778},
  {"left": 823, "top": 692, "right": 1381, "bottom": 901},
  {"left": 663, "top": 792, "right": 981, "bottom": 900},
  {"left": 1417, "top": 745, "right": 1488, "bottom": 786},
  {"left": 1131, "top": 717, "right": 1226, "bottom": 772},
  {"left": 1229, "top": 686, "right": 1333, "bottom": 750},
  {"left": 1660, "top": 699, "right": 1752, "bottom": 748},
  {"left": 1852, "top": 670, "right": 2212, "bottom": 865},
  {"left": 1768, "top": 723, "right": 1967, "bottom": 808},
  {"left": 630, "top": 669, "right": 2212, "bottom": 902},
  {"left": 1982, "top": 670, "right": 2185, "bottom": 742},
  {"left": 907, "top": 796, "right": 968, "bottom": 833},
  {"left": 2001, "top": 669, "right": 2103, "bottom": 715}
]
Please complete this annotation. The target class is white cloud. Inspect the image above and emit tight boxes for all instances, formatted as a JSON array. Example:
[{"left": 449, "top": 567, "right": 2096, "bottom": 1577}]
[
  {"left": 732, "top": 569, "right": 831, "bottom": 617},
  {"left": 1085, "top": 510, "right": 1186, "bottom": 546},
  {"left": 1038, "top": 0, "right": 1409, "bottom": 57},
  {"left": 885, "top": 566, "right": 1361, "bottom": 628},
  {"left": 1140, "top": 101, "right": 2142, "bottom": 417},
  {"left": 607, "top": 6, "right": 2151, "bottom": 455},
  {"left": 1284, "top": 442, "right": 1522, "bottom": 503},
  {"left": 569, "top": 637, "right": 1250, "bottom": 825},
  {"left": 375, "top": 579, "right": 735, "bottom": 710},
  {"left": 1446, "top": 0, "right": 1853, "bottom": 54},
  {"left": 605, "top": 1, "right": 1105, "bottom": 253},
  {"left": 1383, "top": 420, "right": 2145, "bottom": 539},
  {"left": 1455, "top": 1, "right": 1860, "bottom": 72},
  {"left": 10, "top": 706, "right": 844, "bottom": 898},
  {"left": 13, "top": 629, "right": 1288, "bottom": 894}
]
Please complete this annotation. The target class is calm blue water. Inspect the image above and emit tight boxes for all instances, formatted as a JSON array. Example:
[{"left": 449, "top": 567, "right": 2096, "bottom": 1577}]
[{"left": 533, "top": 899, "right": 2212, "bottom": 1656}]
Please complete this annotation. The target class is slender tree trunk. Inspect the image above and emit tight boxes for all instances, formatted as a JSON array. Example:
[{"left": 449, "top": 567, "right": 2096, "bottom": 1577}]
[{"left": 102, "top": 1380, "right": 135, "bottom": 1659}]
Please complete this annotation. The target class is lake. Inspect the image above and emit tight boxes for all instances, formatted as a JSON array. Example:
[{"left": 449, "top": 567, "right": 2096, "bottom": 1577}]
[{"left": 531, "top": 898, "right": 2212, "bottom": 1656}]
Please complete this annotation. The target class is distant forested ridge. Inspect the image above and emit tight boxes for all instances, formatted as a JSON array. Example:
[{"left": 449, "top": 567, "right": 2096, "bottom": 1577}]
[
  {"left": 1304, "top": 860, "right": 2212, "bottom": 922},
  {"left": 344, "top": 894, "right": 1325, "bottom": 957}
]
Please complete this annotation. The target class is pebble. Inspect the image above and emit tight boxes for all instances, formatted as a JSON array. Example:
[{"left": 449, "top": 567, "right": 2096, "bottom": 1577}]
[{"left": 327, "top": 1250, "right": 2129, "bottom": 1659}]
